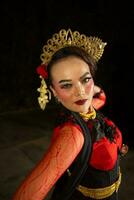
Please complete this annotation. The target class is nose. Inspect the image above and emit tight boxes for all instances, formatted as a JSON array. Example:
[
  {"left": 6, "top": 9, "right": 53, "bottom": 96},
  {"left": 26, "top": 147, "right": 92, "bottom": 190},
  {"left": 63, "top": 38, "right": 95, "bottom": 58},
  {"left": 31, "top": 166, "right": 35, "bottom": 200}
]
[{"left": 75, "top": 83, "right": 85, "bottom": 97}]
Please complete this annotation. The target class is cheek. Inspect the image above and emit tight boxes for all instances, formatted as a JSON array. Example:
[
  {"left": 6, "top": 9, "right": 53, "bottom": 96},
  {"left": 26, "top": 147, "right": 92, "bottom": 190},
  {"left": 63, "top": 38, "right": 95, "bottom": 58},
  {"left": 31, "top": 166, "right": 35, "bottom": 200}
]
[
  {"left": 55, "top": 88, "right": 71, "bottom": 101},
  {"left": 85, "top": 80, "right": 94, "bottom": 94}
]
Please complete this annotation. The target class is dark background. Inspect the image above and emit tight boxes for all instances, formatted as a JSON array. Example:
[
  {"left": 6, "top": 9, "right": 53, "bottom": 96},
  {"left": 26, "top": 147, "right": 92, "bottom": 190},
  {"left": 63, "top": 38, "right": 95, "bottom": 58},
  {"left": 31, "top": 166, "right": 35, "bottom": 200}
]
[{"left": 0, "top": 1, "right": 134, "bottom": 146}]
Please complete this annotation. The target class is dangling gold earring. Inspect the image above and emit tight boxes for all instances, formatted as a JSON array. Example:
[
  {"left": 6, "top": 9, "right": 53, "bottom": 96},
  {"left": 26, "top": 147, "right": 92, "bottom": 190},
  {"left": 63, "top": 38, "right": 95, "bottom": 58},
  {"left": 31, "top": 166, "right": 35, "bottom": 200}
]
[{"left": 37, "top": 76, "right": 51, "bottom": 110}]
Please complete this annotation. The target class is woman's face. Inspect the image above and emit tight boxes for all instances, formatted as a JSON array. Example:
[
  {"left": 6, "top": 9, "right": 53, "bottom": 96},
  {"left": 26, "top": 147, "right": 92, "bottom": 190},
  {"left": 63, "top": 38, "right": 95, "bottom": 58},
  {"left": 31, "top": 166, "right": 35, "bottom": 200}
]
[{"left": 50, "top": 56, "right": 94, "bottom": 113}]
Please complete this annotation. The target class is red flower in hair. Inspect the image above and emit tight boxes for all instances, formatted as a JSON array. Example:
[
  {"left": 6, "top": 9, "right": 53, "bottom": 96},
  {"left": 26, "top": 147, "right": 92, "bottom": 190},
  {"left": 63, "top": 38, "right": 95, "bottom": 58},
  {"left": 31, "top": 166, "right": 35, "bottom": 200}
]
[{"left": 36, "top": 64, "right": 48, "bottom": 78}]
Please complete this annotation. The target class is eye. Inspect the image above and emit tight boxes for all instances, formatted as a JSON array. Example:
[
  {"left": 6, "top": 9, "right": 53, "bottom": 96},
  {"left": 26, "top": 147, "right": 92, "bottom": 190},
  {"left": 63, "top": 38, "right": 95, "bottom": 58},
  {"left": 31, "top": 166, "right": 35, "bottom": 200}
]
[
  {"left": 60, "top": 83, "right": 72, "bottom": 89},
  {"left": 82, "top": 77, "right": 92, "bottom": 84}
]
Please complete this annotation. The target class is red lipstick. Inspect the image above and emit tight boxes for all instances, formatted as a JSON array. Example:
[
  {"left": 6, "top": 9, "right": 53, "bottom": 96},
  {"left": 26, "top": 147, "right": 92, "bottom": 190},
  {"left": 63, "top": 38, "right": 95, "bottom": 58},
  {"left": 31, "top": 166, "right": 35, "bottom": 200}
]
[{"left": 75, "top": 99, "right": 87, "bottom": 105}]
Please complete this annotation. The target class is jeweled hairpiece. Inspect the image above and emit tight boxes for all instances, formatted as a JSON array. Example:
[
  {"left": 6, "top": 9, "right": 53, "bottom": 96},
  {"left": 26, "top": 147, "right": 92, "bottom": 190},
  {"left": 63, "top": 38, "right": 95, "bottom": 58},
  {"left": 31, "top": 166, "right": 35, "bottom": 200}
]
[
  {"left": 40, "top": 29, "right": 107, "bottom": 64},
  {"left": 37, "top": 28, "right": 107, "bottom": 110}
]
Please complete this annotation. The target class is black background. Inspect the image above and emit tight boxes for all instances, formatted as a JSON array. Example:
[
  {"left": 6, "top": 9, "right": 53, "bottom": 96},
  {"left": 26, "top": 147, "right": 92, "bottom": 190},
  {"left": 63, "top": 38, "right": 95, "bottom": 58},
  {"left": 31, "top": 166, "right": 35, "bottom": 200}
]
[{"left": 0, "top": 1, "right": 134, "bottom": 146}]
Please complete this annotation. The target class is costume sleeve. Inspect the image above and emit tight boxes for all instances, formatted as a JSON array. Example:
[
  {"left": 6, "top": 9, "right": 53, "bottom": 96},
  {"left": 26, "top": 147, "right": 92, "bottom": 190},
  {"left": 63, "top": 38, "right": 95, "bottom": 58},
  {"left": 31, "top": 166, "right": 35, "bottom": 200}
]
[
  {"left": 12, "top": 124, "right": 84, "bottom": 200},
  {"left": 92, "top": 89, "right": 106, "bottom": 110}
]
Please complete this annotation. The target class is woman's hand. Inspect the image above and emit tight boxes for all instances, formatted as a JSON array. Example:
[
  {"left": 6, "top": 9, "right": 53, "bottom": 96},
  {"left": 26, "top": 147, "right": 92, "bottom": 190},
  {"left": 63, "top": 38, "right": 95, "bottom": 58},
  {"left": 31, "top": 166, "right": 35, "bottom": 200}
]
[
  {"left": 92, "top": 85, "right": 106, "bottom": 110},
  {"left": 120, "top": 144, "right": 129, "bottom": 156}
]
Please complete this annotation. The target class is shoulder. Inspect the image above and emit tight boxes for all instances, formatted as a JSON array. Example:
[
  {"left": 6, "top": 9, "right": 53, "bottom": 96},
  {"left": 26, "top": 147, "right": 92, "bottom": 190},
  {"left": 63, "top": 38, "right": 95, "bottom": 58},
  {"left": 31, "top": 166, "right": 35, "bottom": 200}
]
[{"left": 51, "top": 122, "right": 84, "bottom": 145}]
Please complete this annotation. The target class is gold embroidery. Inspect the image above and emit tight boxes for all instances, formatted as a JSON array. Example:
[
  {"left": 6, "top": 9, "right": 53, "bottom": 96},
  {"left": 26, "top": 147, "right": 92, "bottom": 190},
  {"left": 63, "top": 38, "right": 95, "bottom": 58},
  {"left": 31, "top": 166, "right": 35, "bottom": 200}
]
[{"left": 76, "top": 169, "right": 121, "bottom": 199}]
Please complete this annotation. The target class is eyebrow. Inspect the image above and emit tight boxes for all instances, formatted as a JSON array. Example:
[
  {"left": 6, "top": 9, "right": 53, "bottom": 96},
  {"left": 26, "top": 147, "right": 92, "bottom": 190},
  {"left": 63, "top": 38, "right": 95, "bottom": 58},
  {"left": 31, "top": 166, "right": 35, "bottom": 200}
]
[
  {"left": 58, "top": 72, "right": 90, "bottom": 84},
  {"left": 59, "top": 79, "right": 72, "bottom": 84},
  {"left": 80, "top": 72, "right": 90, "bottom": 80}
]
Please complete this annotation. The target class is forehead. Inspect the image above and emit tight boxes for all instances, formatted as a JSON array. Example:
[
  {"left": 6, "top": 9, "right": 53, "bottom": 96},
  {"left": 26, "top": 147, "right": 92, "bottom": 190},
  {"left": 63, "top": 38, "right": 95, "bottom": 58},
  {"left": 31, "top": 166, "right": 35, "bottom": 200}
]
[{"left": 51, "top": 56, "right": 91, "bottom": 80}]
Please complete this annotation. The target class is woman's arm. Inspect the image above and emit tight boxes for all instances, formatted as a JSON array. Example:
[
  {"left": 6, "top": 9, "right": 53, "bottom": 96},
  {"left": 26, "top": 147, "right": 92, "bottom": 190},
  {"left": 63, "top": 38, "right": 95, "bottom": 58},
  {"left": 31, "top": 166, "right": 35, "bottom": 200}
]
[
  {"left": 12, "top": 125, "right": 84, "bottom": 200},
  {"left": 92, "top": 85, "right": 106, "bottom": 110}
]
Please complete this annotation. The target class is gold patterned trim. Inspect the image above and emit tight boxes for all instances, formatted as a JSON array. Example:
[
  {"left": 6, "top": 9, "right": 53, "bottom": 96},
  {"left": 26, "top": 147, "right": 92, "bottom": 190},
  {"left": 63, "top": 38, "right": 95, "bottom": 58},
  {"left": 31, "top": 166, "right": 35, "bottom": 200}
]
[{"left": 76, "top": 170, "right": 121, "bottom": 199}]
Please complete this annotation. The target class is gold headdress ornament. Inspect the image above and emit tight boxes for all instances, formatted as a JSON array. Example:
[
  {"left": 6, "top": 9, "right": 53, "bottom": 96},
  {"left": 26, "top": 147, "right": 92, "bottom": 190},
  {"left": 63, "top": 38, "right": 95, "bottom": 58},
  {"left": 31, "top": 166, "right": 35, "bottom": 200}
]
[
  {"left": 37, "top": 28, "right": 107, "bottom": 110},
  {"left": 40, "top": 29, "right": 107, "bottom": 64}
]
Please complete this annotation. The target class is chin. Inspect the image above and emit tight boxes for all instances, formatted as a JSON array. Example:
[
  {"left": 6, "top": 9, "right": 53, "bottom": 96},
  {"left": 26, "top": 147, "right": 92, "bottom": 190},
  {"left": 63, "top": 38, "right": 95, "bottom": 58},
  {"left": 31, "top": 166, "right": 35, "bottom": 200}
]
[
  {"left": 74, "top": 106, "right": 89, "bottom": 113},
  {"left": 79, "top": 105, "right": 90, "bottom": 113},
  {"left": 79, "top": 109, "right": 89, "bottom": 113},
  {"left": 65, "top": 104, "right": 90, "bottom": 113}
]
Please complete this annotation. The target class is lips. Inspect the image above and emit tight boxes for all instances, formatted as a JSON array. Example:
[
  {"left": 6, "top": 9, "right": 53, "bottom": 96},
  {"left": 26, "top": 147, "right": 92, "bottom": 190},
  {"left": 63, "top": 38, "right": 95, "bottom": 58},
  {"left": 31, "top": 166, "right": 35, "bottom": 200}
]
[{"left": 75, "top": 99, "right": 87, "bottom": 105}]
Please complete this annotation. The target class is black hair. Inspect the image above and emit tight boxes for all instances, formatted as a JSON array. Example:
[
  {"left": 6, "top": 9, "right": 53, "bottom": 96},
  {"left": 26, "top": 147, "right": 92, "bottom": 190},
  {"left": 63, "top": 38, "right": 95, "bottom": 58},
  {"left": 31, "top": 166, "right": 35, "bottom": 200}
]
[{"left": 46, "top": 46, "right": 97, "bottom": 86}]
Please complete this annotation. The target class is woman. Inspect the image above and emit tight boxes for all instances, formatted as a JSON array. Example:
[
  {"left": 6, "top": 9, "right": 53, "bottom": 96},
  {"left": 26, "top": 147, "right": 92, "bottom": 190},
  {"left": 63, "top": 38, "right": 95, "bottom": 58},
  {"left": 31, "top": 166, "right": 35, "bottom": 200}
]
[{"left": 12, "top": 29, "right": 128, "bottom": 200}]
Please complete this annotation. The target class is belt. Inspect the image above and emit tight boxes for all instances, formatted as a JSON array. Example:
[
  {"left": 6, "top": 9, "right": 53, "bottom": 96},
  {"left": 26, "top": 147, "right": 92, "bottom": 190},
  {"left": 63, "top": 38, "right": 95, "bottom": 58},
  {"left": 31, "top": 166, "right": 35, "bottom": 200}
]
[{"left": 76, "top": 169, "right": 122, "bottom": 199}]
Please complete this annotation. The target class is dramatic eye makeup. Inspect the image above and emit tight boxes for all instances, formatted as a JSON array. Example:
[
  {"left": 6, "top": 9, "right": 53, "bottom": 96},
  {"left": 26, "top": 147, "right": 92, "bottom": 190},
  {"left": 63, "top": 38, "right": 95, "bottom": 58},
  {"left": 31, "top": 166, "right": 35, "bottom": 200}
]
[
  {"left": 80, "top": 72, "right": 92, "bottom": 84},
  {"left": 82, "top": 77, "right": 92, "bottom": 84},
  {"left": 59, "top": 80, "right": 72, "bottom": 89},
  {"left": 58, "top": 72, "right": 92, "bottom": 89},
  {"left": 60, "top": 83, "right": 72, "bottom": 89}
]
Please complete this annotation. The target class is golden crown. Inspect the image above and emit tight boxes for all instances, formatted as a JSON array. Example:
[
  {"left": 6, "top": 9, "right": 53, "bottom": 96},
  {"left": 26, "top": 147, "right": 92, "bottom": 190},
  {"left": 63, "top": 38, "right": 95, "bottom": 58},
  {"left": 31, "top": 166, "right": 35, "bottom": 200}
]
[{"left": 40, "top": 29, "right": 107, "bottom": 64}]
